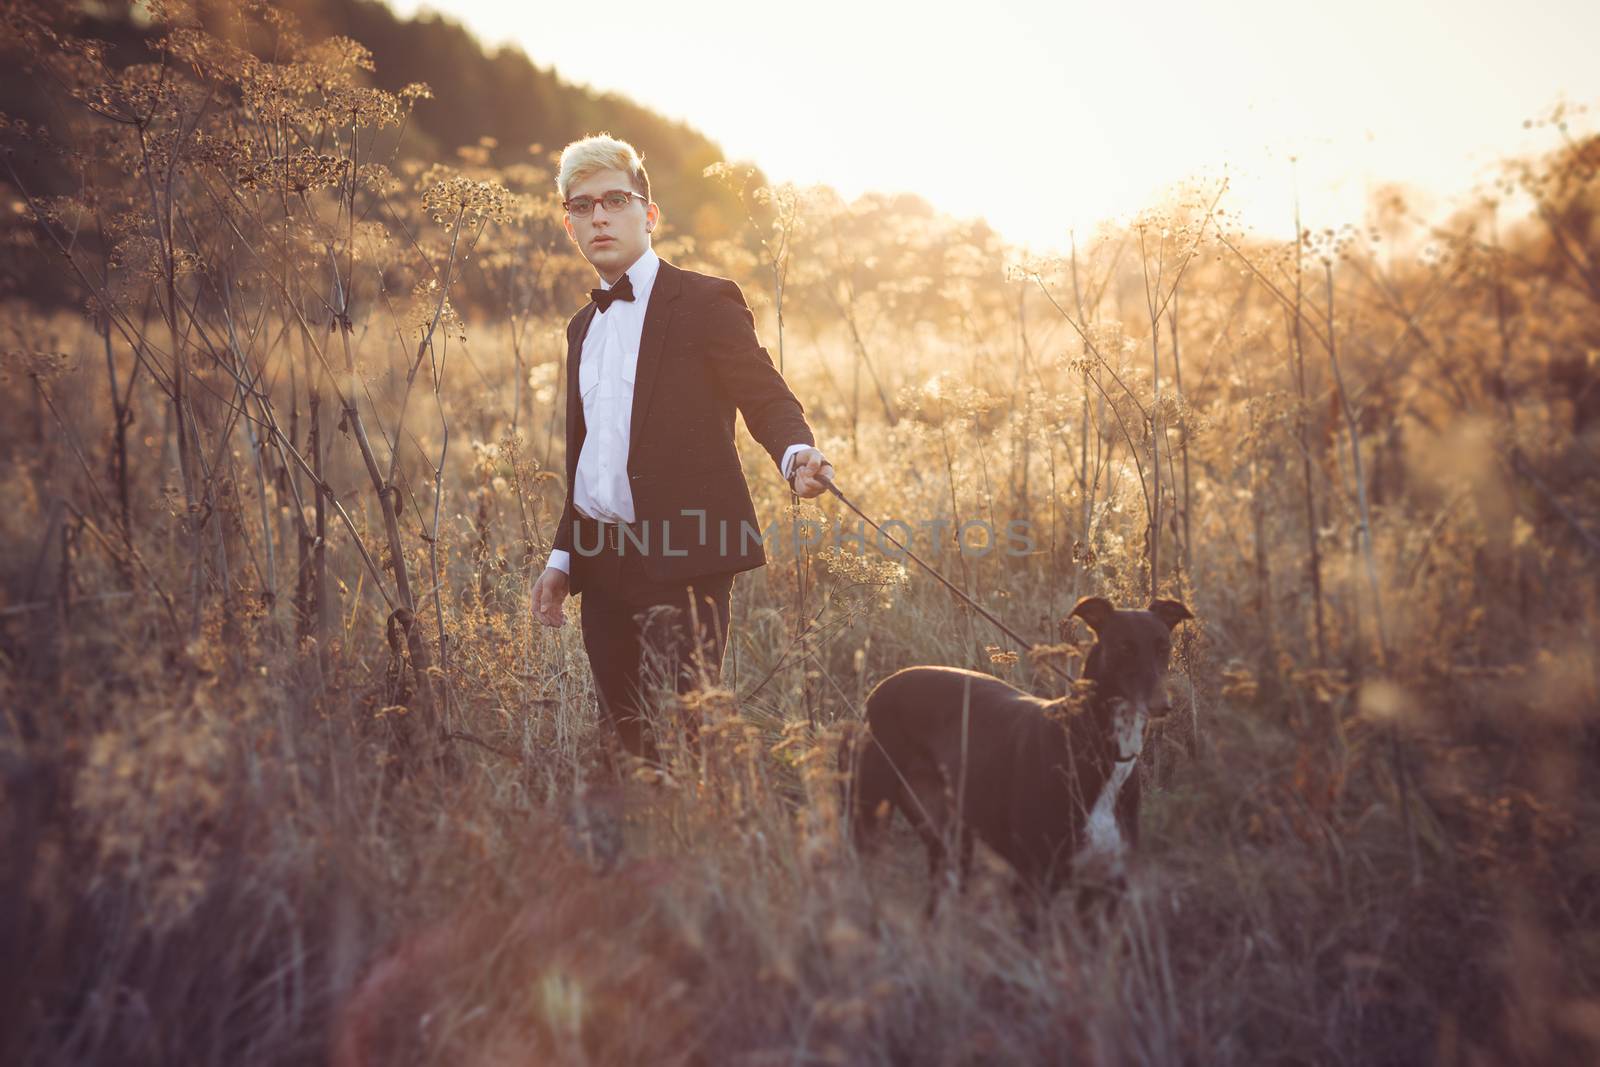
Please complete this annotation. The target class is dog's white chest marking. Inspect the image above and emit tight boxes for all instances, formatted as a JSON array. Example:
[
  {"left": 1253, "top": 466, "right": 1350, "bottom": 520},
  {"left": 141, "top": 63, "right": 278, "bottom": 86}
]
[{"left": 1075, "top": 705, "right": 1146, "bottom": 874}]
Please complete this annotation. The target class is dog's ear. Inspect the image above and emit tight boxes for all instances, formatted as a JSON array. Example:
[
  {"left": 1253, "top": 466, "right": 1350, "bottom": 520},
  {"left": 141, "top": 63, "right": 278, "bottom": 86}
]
[
  {"left": 1070, "top": 596, "right": 1116, "bottom": 632},
  {"left": 1148, "top": 599, "right": 1194, "bottom": 630}
]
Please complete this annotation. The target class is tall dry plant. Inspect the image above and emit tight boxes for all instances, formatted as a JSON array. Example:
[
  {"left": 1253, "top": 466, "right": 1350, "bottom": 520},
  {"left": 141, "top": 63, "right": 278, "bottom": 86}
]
[{"left": 2, "top": 4, "right": 1598, "bottom": 1065}]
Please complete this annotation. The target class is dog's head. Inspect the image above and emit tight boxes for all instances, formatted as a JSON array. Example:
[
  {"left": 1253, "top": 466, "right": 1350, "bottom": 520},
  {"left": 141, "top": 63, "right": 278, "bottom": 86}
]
[{"left": 1070, "top": 597, "right": 1193, "bottom": 746}]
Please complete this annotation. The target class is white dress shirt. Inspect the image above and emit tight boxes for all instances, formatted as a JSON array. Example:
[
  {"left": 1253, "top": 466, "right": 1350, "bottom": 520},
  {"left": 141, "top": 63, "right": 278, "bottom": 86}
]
[{"left": 546, "top": 246, "right": 815, "bottom": 575}]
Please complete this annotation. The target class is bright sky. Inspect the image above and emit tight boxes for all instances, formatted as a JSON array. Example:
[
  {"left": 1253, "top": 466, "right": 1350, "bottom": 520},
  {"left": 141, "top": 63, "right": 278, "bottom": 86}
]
[{"left": 387, "top": 0, "right": 1599, "bottom": 252}]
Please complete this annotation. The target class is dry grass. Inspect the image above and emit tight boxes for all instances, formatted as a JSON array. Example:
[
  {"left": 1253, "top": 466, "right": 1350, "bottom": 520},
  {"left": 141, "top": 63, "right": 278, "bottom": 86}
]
[{"left": 2, "top": 2, "right": 1599, "bottom": 1065}]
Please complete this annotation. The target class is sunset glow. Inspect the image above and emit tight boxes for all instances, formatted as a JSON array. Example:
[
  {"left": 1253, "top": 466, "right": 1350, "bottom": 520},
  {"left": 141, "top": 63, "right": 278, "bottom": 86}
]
[{"left": 389, "top": 0, "right": 1600, "bottom": 250}]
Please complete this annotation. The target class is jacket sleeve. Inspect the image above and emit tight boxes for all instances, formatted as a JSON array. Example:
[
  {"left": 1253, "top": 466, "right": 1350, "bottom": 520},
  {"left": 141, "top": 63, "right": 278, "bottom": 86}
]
[
  {"left": 702, "top": 279, "right": 815, "bottom": 472},
  {"left": 552, "top": 489, "right": 576, "bottom": 555}
]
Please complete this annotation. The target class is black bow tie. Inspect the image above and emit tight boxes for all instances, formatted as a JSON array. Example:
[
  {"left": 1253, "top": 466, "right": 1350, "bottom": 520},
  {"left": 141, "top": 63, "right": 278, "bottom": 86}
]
[{"left": 590, "top": 274, "right": 635, "bottom": 313}]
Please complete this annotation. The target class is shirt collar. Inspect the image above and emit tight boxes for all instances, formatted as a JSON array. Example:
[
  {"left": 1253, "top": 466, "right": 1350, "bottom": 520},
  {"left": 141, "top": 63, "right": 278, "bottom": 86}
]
[{"left": 602, "top": 246, "right": 660, "bottom": 297}]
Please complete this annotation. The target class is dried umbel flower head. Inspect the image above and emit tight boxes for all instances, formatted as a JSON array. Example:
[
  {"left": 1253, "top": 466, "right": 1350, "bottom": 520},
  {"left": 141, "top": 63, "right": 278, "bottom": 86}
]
[
  {"left": 701, "top": 160, "right": 751, "bottom": 187},
  {"left": 238, "top": 147, "right": 350, "bottom": 194},
  {"left": 816, "top": 546, "right": 908, "bottom": 588},
  {"left": 189, "top": 129, "right": 256, "bottom": 179},
  {"left": 404, "top": 277, "right": 465, "bottom": 342},
  {"left": 108, "top": 234, "right": 204, "bottom": 280},
  {"left": 354, "top": 162, "right": 398, "bottom": 195},
  {"left": 418, "top": 165, "right": 516, "bottom": 226},
  {"left": 235, "top": 56, "right": 321, "bottom": 125},
  {"left": 298, "top": 35, "right": 376, "bottom": 78},
  {"left": 80, "top": 63, "right": 194, "bottom": 127},
  {"left": 1299, "top": 223, "right": 1363, "bottom": 266},
  {"left": 315, "top": 85, "right": 402, "bottom": 130}
]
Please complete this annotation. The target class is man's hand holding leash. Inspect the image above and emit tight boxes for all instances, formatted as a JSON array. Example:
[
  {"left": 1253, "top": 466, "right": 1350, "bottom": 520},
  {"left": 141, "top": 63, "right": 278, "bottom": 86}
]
[{"left": 788, "top": 447, "right": 834, "bottom": 499}]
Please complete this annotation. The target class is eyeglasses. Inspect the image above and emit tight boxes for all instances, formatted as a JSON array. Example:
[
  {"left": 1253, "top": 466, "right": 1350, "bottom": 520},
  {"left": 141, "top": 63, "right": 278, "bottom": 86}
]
[{"left": 563, "top": 189, "right": 646, "bottom": 218}]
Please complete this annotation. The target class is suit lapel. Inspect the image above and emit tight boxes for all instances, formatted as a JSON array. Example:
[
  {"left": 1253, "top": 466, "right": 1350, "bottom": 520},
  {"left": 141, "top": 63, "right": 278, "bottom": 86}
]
[
  {"left": 626, "top": 258, "right": 681, "bottom": 473},
  {"left": 566, "top": 303, "right": 596, "bottom": 463}
]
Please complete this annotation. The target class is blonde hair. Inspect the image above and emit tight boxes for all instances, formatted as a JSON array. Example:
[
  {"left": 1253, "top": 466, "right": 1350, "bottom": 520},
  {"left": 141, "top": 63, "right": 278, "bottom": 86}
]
[{"left": 556, "top": 133, "right": 651, "bottom": 203}]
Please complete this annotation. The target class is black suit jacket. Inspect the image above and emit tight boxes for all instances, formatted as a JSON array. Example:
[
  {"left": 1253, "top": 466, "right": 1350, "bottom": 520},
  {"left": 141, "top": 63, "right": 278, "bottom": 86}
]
[{"left": 552, "top": 258, "right": 815, "bottom": 594}]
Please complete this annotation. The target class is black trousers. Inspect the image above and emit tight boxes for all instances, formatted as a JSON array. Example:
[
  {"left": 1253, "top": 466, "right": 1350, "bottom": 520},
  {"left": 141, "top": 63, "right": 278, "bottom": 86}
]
[{"left": 575, "top": 523, "right": 735, "bottom": 763}]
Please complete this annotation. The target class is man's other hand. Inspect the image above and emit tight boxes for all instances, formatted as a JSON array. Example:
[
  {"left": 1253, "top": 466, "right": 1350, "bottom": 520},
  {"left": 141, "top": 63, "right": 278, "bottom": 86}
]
[
  {"left": 790, "top": 448, "right": 835, "bottom": 499},
  {"left": 532, "top": 566, "right": 570, "bottom": 627}
]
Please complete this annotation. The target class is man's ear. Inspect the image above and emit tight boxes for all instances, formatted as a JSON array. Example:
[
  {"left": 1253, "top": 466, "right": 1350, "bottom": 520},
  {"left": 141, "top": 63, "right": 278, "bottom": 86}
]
[
  {"left": 1148, "top": 599, "right": 1194, "bottom": 630},
  {"left": 1070, "top": 596, "right": 1115, "bottom": 632}
]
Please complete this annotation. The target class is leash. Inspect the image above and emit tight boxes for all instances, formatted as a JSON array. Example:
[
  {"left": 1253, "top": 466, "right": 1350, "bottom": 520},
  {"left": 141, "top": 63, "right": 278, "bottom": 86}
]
[{"left": 815, "top": 474, "right": 1076, "bottom": 686}]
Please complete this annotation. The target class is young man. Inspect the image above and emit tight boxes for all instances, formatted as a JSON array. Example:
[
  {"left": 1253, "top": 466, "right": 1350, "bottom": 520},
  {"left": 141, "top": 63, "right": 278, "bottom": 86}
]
[{"left": 531, "top": 133, "right": 833, "bottom": 761}]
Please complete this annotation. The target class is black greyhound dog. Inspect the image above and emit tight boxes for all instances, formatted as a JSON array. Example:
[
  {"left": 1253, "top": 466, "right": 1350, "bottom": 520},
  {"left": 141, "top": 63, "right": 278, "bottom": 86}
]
[{"left": 843, "top": 596, "right": 1193, "bottom": 913}]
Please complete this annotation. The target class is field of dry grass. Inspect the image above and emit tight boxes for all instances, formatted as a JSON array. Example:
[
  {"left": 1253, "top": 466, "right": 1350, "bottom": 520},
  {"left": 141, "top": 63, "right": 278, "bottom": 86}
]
[{"left": 2, "top": 3, "right": 1598, "bottom": 1064}]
